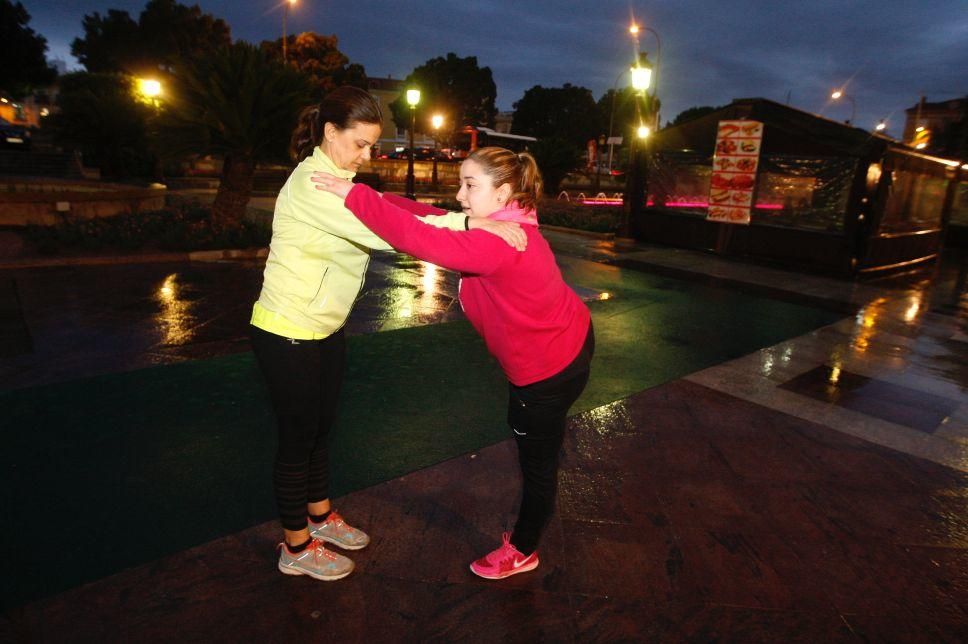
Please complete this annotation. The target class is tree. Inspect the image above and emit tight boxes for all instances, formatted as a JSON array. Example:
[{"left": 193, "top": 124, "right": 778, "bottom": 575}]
[
  {"left": 598, "top": 88, "right": 636, "bottom": 139},
  {"left": 512, "top": 84, "right": 600, "bottom": 149},
  {"left": 71, "top": 0, "right": 231, "bottom": 75},
  {"left": 260, "top": 32, "right": 367, "bottom": 98},
  {"left": 50, "top": 72, "right": 155, "bottom": 178},
  {"left": 0, "top": 1, "right": 57, "bottom": 97},
  {"left": 670, "top": 105, "right": 720, "bottom": 127},
  {"left": 71, "top": 9, "right": 140, "bottom": 74},
  {"left": 390, "top": 53, "right": 497, "bottom": 140},
  {"left": 153, "top": 42, "right": 310, "bottom": 230},
  {"left": 529, "top": 137, "right": 583, "bottom": 195}
]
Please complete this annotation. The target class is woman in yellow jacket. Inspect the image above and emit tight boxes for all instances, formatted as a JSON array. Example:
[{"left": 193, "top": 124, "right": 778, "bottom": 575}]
[{"left": 250, "top": 87, "right": 523, "bottom": 582}]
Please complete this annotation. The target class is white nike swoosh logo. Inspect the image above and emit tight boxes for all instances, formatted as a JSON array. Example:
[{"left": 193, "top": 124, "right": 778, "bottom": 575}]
[
  {"left": 511, "top": 427, "right": 527, "bottom": 436},
  {"left": 512, "top": 557, "right": 531, "bottom": 568}
]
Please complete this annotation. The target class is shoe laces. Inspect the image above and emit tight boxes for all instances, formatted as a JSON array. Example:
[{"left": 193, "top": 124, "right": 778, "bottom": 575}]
[
  {"left": 325, "top": 510, "right": 345, "bottom": 528},
  {"left": 494, "top": 532, "right": 520, "bottom": 564},
  {"left": 309, "top": 538, "right": 338, "bottom": 562}
]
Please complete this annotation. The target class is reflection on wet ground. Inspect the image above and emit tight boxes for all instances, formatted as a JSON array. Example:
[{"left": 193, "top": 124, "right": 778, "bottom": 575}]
[{"left": 1, "top": 232, "right": 967, "bottom": 640}]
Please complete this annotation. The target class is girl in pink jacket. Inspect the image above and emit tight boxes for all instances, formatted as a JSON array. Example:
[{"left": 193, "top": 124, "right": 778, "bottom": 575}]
[{"left": 313, "top": 147, "right": 593, "bottom": 580}]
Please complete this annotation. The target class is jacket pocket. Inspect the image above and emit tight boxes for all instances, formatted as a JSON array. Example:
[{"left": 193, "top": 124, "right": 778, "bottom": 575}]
[{"left": 309, "top": 267, "right": 330, "bottom": 310}]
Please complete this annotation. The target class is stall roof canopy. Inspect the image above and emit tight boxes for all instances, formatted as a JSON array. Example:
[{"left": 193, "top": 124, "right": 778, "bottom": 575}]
[{"left": 654, "top": 98, "right": 898, "bottom": 159}]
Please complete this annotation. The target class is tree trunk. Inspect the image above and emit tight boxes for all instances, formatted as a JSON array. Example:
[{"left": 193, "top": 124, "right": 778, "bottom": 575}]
[{"left": 211, "top": 154, "right": 255, "bottom": 232}]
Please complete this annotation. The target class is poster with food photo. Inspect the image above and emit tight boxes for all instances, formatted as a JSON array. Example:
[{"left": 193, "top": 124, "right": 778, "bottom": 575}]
[{"left": 708, "top": 120, "right": 764, "bottom": 225}]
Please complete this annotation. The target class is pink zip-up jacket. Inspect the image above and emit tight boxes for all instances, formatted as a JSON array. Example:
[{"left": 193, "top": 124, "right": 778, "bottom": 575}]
[{"left": 346, "top": 185, "right": 591, "bottom": 386}]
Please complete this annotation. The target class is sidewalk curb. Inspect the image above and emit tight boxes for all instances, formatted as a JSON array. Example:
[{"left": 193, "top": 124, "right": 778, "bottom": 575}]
[
  {"left": 0, "top": 227, "right": 612, "bottom": 269},
  {"left": 542, "top": 225, "right": 615, "bottom": 240},
  {"left": 0, "top": 247, "right": 268, "bottom": 270}
]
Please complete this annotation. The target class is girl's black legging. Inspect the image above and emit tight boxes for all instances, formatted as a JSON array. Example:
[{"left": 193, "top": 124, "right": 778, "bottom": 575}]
[
  {"left": 249, "top": 325, "right": 346, "bottom": 532},
  {"left": 507, "top": 323, "right": 594, "bottom": 555}
]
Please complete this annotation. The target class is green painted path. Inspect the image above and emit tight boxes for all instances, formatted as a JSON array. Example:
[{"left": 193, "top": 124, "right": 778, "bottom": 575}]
[{"left": 1, "top": 261, "right": 844, "bottom": 606}]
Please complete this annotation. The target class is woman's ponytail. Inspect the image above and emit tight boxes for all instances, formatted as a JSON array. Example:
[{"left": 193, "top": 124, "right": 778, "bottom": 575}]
[{"left": 289, "top": 105, "right": 322, "bottom": 163}]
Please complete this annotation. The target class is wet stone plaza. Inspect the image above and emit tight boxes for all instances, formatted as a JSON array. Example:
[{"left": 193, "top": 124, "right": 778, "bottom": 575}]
[{"left": 1, "top": 231, "right": 967, "bottom": 642}]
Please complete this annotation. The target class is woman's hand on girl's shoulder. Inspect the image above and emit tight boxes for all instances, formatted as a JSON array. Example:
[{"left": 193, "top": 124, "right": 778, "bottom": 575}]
[{"left": 310, "top": 172, "right": 354, "bottom": 200}]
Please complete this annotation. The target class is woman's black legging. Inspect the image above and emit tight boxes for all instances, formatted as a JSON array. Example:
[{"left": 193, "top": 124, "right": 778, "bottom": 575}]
[
  {"left": 250, "top": 325, "right": 346, "bottom": 532},
  {"left": 507, "top": 324, "right": 594, "bottom": 555}
]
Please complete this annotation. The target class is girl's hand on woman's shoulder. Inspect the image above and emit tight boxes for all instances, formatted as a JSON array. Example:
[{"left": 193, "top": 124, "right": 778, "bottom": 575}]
[
  {"left": 471, "top": 219, "right": 527, "bottom": 252},
  {"left": 310, "top": 172, "right": 354, "bottom": 199}
]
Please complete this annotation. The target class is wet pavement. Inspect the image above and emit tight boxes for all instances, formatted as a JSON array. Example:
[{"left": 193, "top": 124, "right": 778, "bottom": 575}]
[{"left": 1, "top": 231, "right": 967, "bottom": 642}]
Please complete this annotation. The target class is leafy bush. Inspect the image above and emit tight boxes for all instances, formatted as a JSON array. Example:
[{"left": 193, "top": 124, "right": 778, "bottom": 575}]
[
  {"left": 23, "top": 200, "right": 271, "bottom": 255},
  {"left": 432, "top": 197, "right": 620, "bottom": 234},
  {"left": 538, "top": 199, "right": 621, "bottom": 233}
]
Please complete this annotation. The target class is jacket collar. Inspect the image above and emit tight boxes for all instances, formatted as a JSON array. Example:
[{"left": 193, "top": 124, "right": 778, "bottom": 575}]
[
  {"left": 312, "top": 147, "right": 356, "bottom": 180},
  {"left": 487, "top": 201, "right": 538, "bottom": 226}
]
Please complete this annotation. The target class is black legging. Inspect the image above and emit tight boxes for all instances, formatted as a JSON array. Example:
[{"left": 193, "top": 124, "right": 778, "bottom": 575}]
[
  {"left": 250, "top": 325, "right": 346, "bottom": 532},
  {"left": 508, "top": 323, "right": 594, "bottom": 555}
]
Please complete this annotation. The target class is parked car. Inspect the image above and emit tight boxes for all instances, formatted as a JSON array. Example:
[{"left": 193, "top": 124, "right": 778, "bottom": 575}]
[
  {"left": 380, "top": 147, "right": 449, "bottom": 161},
  {"left": 0, "top": 117, "right": 31, "bottom": 149}
]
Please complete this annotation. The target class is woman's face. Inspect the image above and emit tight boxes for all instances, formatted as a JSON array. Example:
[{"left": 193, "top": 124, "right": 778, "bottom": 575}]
[
  {"left": 321, "top": 121, "right": 381, "bottom": 172},
  {"left": 456, "top": 159, "right": 511, "bottom": 218}
]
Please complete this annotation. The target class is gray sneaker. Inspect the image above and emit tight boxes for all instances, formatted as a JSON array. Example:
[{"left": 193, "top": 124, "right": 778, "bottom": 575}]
[
  {"left": 277, "top": 539, "right": 354, "bottom": 581},
  {"left": 309, "top": 510, "right": 370, "bottom": 550}
]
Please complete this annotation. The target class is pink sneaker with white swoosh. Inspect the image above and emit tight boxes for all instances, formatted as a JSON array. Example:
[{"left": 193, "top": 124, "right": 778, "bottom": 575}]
[{"left": 469, "top": 532, "right": 539, "bottom": 580}]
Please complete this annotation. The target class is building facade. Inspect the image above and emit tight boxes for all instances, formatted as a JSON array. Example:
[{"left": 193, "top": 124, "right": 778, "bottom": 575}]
[
  {"left": 366, "top": 76, "right": 435, "bottom": 154},
  {"left": 903, "top": 96, "right": 967, "bottom": 157}
]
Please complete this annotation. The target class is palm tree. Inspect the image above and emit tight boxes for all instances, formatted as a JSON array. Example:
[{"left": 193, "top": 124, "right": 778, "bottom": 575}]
[{"left": 155, "top": 42, "right": 309, "bottom": 231}]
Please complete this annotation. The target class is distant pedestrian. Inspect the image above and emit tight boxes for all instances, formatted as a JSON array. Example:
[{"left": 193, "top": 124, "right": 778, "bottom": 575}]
[
  {"left": 312, "top": 146, "right": 593, "bottom": 579},
  {"left": 250, "top": 89, "right": 526, "bottom": 582}
]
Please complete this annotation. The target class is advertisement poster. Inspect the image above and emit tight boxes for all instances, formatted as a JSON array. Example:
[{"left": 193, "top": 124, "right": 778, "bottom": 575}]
[{"left": 707, "top": 120, "right": 764, "bottom": 225}]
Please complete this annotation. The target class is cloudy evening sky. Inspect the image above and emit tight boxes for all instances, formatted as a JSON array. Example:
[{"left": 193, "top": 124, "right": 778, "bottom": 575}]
[{"left": 21, "top": 0, "right": 968, "bottom": 136}]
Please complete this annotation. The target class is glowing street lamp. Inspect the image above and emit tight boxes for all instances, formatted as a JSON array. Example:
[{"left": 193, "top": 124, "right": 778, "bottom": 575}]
[
  {"left": 138, "top": 79, "right": 162, "bottom": 99},
  {"left": 283, "top": 0, "right": 297, "bottom": 63},
  {"left": 630, "top": 61, "right": 652, "bottom": 93},
  {"left": 875, "top": 120, "right": 886, "bottom": 132},
  {"left": 136, "top": 78, "right": 163, "bottom": 108},
  {"left": 830, "top": 89, "right": 856, "bottom": 125},
  {"left": 405, "top": 89, "right": 421, "bottom": 199},
  {"left": 431, "top": 113, "right": 443, "bottom": 192},
  {"left": 637, "top": 125, "right": 651, "bottom": 139}
]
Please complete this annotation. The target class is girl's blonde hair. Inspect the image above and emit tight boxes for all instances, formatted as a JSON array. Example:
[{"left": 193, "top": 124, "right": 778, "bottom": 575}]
[{"left": 466, "top": 147, "right": 543, "bottom": 210}]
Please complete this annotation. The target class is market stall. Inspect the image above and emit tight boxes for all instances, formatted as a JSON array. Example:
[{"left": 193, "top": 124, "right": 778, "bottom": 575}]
[{"left": 635, "top": 98, "right": 963, "bottom": 274}]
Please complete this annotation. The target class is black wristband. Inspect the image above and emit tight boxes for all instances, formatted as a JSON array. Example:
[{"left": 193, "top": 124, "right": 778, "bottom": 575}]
[{"left": 464, "top": 215, "right": 470, "bottom": 231}]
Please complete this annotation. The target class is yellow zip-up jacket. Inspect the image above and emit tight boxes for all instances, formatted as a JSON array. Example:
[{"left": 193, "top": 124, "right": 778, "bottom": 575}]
[{"left": 251, "top": 147, "right": 466, "bottom": 339}]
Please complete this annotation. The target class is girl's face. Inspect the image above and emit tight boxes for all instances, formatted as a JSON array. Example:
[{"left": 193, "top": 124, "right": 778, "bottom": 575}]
[
  {"left": 456, "top": 159, "right": 512, "bottom": 218},
  {"left": 321, "top": 121, "right": 381, "bottom": 172}
]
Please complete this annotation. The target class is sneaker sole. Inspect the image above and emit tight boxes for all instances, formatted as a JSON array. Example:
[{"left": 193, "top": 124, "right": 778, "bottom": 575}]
[
  {"left": 278, "top": 561, "right": 354, "bottom": 581},
  {"left": 469, "top": 558, "right": 539, "bottom": 580},
  {"left": 313, "top": 533, "right": 370, "bottom": 551}
]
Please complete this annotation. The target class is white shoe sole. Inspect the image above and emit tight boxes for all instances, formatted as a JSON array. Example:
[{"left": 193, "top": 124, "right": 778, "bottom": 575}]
[{"left": 278, "top": 561, "right": 353, "bottom": 581}]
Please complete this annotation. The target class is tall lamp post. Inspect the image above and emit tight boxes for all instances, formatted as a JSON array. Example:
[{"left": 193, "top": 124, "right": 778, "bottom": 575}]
[
  {"left": 831, "top": 89, "right": 856, "bottom": 125},
  {"left": 282, "top": 0, "right": 297, "bottom": 63},
  {"left": 405, "top": 89, "right": 421, "bottom": 199},
  {"left": 431, "top": 114, "right": 443, "bottom": 193},
  {"left": 620, "top": 54, "right": 653, "bottom": 241}
]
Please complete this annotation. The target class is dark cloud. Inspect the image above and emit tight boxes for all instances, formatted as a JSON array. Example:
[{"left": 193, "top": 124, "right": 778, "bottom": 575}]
[{"left": 21, "top": 0, "right": 968, "bottom": 133}]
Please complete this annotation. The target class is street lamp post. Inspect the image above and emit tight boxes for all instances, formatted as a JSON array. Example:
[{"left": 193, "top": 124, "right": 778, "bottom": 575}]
[
  {"left": 431, "top": 113, "right": 443, "bottom": 193},
  {"left": 405, "top": 89, "right": 421, "bottom": 200},
  {"left": 283, "top": 0, "right": 296, "bottom": 63},
  {"left": 621, "top": 53, "right": 653, "bottom": 241},
  {"left": 831, "top": 90, "right": 856, "bottom": 125}
]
